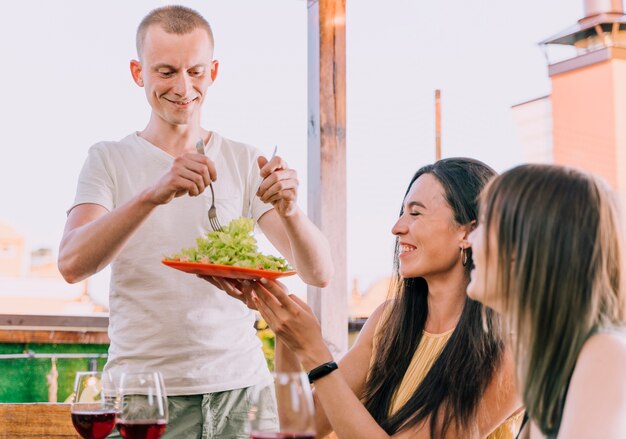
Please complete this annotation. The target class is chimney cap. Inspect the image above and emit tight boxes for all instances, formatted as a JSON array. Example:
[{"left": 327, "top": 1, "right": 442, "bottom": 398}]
[{"left": 540, "top": 13, "right": 626, "bottom": 46}]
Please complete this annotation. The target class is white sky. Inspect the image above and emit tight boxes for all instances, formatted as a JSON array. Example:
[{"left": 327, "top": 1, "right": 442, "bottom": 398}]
[{"left": 0, "top": 0, "right": 582, "bottom": 302}]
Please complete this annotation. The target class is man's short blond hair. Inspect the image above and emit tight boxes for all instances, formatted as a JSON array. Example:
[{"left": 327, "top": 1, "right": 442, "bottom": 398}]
[{"left": 136, "top": 5, "right": 214, "bottom": 58}]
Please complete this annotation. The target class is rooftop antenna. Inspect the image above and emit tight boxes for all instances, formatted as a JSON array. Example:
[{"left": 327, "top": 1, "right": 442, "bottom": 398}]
[{"left": 435, "top": 89, "right": 442, "bottom": 161}]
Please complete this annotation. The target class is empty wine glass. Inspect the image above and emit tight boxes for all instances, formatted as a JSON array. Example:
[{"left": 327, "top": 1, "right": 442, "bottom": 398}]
[
  {"left": 248, "top": 372, "right": 315, "bottom": 439},
  {"left": 116, "top": 371, "right": 168, "bottom": 439},
  {"left": 70, "top": 371, "right": 117, "bottom": 439}
]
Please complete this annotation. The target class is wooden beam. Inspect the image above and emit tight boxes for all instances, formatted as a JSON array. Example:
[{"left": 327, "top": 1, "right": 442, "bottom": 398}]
[
  {"left": 0, "top": 403, "right": 80, "bottom": 438},
  {"left": 0, "top": 314, "right": 108, "bottom": 329},
  {"left": 307, "top": 0, "right": 348, "bottom": 357},
  {"left": 0, "top": 329, "right": 109, "bottom": 344},
  {"left": 0, "top": 314, "right": 110, "bottom": 344}
]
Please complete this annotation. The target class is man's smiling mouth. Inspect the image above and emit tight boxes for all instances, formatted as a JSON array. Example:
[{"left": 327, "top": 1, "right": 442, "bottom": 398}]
[{"left": 164, "top": 97, "right": 198, "bottom": 106}]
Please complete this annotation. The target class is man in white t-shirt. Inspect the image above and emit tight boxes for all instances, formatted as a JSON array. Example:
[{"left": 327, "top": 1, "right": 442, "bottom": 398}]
[{"left": 58, "top": 5, "right": 332, "bottom": 438}]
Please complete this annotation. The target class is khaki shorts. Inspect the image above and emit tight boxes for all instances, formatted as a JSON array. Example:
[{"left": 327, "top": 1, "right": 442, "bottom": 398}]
[{"left": 108, "top": 384, "right": 278, "bottom": 439}]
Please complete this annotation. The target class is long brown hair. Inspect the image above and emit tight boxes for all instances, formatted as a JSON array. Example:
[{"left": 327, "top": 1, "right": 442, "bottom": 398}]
[
  {"left": 362, "top": 158, "right": 503, "bottom": 437},
  {"left": 480, "top": 164, "right": 626, "bottom": 435}
]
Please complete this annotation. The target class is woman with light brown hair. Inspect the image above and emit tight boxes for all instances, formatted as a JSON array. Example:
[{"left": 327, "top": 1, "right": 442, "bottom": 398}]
[{"left": 468, "top": 164, "right": 626, "bottom": 438}]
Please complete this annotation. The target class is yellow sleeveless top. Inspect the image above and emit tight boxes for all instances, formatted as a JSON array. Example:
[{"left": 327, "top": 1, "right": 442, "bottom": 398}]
[{"left": 388, "top": 329, "right": 523, "bottom": 438}]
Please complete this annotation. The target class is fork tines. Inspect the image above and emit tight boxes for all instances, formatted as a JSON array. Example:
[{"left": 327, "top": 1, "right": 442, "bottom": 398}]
[
  {"left": 208, "top": 202, "right": 223, "bottom": 232},
  {"left": 196, "top": 138, "right": 223, "bottom": 232}
]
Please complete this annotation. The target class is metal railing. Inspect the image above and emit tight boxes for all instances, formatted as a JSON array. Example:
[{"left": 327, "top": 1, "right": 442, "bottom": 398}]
[{"left": 0, "top": 351, "right": 108, "bottom": 360}]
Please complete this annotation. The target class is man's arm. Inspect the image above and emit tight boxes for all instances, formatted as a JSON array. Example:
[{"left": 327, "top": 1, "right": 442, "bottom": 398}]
[
  {"left": 258, "top": 208, "right": 332, "bottom": 288},
  {"left": 59, "top": 196, "right": 154, "bottom": 283},
  {"left": 255, "top": 154, "right": 333, "bottom": 287},
  {"left": 59, "top": 152, "right": 215, "bottom": 283}
]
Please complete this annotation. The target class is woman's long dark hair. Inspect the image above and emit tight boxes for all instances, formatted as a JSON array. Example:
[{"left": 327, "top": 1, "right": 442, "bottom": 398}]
[{"left": 362, "top": 158, "right": 504, "bottom": 438}]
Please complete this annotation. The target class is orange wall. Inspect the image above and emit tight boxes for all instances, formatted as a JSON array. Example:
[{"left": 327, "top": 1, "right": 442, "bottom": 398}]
[
  {"left": 614, "top": 60, "right": 626, "bottom": 213},
  {"left": 551, "top": 61, "right": 619, "bottom": 187}
]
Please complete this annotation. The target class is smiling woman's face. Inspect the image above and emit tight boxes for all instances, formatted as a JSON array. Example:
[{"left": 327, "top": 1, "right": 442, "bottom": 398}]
[{"left": 391, "top": 173, "right": 467, "bottom": 281}]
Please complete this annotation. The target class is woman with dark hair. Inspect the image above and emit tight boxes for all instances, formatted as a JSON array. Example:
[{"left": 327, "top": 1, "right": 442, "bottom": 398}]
[
  {"left": 467, "top": 164, "right": 626, "bottom": 438},
  {"left": 249, "top": 158, "right": 523, "bottom": 438}
]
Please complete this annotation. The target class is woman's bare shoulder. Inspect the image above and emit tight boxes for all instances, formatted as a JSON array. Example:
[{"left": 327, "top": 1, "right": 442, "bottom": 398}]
[
  {"left": 579, "top": 329, "right": 626, "bottom": 363},
  {"left": 571, "top": 330, "right": 626, "bottom": 401},
  {"left": 559, "top": 329, "right": 626, "bottom": 437}
]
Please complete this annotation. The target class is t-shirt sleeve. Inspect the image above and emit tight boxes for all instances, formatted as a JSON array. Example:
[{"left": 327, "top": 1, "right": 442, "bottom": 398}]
[
  {"left": 247, "top": 149, "right": 274, "bottom": 222},
  {"left": 68, "top": 143, "right": 115, "bottom": 214}
]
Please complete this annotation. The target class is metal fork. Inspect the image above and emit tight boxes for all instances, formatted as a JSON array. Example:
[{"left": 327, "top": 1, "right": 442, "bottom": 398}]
[
  {"left": 196, "top": 138, "right": 223, "bottom": 231},
  {"left": 257, "top": 145, "right": 278, "bottom": 193}
]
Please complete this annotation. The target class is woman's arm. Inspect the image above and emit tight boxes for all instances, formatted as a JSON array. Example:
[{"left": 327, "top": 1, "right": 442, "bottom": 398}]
[
  {"left": 271, "top": 293, "right": 390, "bottom": 438},
  {"left": 253, "top": 280, "right": 402, "bottom": 438}
]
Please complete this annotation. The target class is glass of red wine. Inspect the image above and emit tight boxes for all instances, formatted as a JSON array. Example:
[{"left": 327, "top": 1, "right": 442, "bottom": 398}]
[
  {"left": 248, "top": 372, "right": 316, "bottom": 439},
  {"left": 70, "top": 371, "right": 118, "bottom": 439},
  {"left": 116, "top": 371, "right": 168, "bottom": 439}
]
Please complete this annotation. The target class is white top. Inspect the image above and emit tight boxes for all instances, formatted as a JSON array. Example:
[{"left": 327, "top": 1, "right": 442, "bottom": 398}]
[{"left": 71, "top": 132, "right": 274, "bottom": 395}]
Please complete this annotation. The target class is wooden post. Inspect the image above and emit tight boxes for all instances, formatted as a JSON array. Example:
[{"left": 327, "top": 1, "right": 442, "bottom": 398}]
[
  {"left": 435, "top": 89, "right": 442, "bottom": 161},
  {"left": 307, "top": 0, "right": 348, "bottom": 357}
]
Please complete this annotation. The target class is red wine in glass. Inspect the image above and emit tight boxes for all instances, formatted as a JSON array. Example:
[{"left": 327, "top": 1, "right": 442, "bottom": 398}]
[
  {"left": 71, "top": 410, "right": 117, "bottom": 439},
  {"left": 118, "top": 372, "right": 168, "bottom": 439},
  {"left": 250, "top": 433, "right": 315, "bottom": 439},
  {"left": 70, "top": 371, "right": 117, "bottom": 439},
  {"left": 117, "top": 419, "right": 167, "bottom": 439}
]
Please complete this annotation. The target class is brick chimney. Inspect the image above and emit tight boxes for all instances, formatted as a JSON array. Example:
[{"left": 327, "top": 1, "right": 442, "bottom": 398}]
[
  {"left": 539, "top": 0, "right": 626, "bottom": 209},
  {"left": 583, "top": 0, "right": 623, "bottom": 18}
]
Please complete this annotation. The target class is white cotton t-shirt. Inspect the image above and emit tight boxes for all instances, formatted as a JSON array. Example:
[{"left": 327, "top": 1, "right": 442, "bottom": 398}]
[{"left": 70, "top": 132, "right": 274, "bottom": 395}]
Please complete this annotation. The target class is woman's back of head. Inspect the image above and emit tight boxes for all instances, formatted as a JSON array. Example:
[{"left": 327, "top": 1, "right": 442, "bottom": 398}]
[{"left": 481, "top": 163, "right": 626, "bottom": 434}]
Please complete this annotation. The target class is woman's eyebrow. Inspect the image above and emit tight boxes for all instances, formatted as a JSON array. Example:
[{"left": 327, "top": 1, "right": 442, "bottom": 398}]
[{"left": 406, "top": 201, "right": 427, "bottom": 209}]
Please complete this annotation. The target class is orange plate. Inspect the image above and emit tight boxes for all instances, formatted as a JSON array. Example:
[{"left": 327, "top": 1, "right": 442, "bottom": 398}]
[{"left": 162, "top": 260, "right": 297, "bottom": 280}]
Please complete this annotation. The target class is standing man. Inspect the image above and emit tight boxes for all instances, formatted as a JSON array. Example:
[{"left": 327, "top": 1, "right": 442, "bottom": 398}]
[{"left": 58, "top": 5, "right": 332, "bottom": 438}]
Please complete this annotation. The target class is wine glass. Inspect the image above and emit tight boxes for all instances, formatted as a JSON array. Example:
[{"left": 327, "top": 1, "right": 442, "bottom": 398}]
[
  {"left": 70, "top": 371, "right": 118, "bottom": 439},
  {"left": 248, "top": 372, "right": 315, "bottom": 439},
  {"left": 116, "top": 371, "right": 168, "bottom": 439}
]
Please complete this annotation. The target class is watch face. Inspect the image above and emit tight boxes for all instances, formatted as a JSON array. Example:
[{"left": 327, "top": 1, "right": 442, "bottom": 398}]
[{"left": 308, "top": 361, "right": 338, "bottom": 382}]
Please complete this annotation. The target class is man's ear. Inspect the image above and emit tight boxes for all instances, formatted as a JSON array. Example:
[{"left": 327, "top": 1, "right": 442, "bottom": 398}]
[
  {"left": 210, "top": 59, "right": 220, "bottom": 82},
  {"left": 130, "top": 59, "right": 144, "bottom": 87}
]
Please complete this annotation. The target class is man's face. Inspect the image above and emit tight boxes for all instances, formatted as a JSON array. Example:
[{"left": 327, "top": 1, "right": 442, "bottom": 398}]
[{"left": 131, "top": 26, "right": 218, "bottom": 127}]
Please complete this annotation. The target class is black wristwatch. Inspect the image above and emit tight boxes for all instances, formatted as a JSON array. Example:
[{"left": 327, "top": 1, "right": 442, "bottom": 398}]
[{"left": 307, "top": 361, "right": 338, "bottom": 383}]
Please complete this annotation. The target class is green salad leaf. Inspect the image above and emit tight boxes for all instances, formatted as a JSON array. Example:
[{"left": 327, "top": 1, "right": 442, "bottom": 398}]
[{"left": 166, "top": 217, "right": 292, "bottom": 272}]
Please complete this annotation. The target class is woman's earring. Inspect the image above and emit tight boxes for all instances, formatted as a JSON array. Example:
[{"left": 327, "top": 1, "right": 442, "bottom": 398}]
[{"left": 461, "top": 247, "right": 469, "bottom": 266}]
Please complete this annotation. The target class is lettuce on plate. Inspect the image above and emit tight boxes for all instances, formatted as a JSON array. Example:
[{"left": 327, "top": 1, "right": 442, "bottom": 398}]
[{"left": 166, "top": 217, "right": 292, "bottom": 272}]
